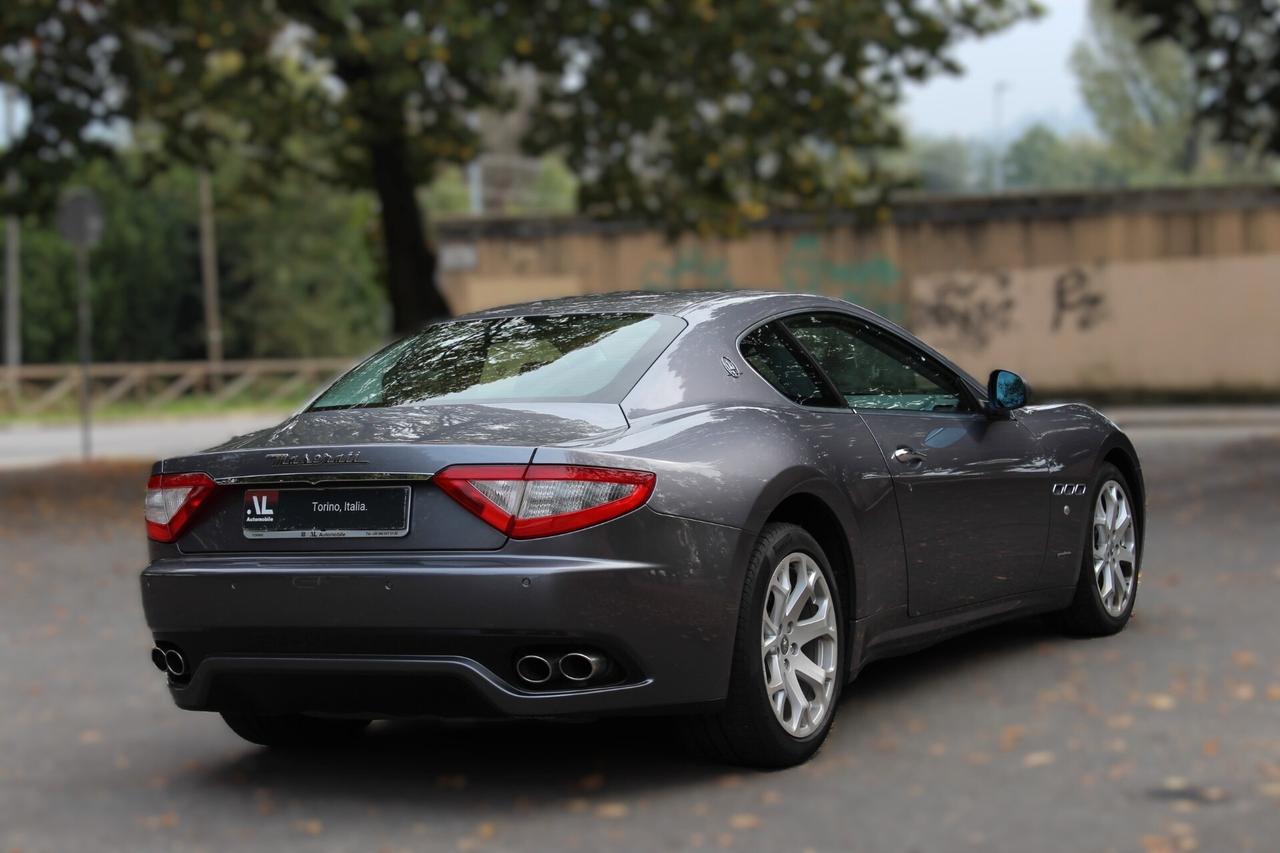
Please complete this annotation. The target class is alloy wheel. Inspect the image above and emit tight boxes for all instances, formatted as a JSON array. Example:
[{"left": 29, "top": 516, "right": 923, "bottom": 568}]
[
  {"left": 1093, "top": 480, "right": 1137, "bottom": 617},
  {"left": 761, "top": 552, "right": 839, "bottom": 738}
]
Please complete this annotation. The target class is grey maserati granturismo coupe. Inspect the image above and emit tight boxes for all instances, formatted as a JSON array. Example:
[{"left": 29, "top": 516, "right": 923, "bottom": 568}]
[{"left": 141, "top": 290, "right": 1143, "bottom": 767}]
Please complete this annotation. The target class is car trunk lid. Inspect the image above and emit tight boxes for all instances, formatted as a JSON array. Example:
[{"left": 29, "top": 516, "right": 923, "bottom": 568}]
[{"left": 163, "top": 403, "right": 628, "bottom": 554}]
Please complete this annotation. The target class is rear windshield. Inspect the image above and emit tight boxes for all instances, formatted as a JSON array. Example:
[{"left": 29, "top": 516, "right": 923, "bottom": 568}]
[{"left": 310, "top": 312, "right": 684, "bottom": 410}]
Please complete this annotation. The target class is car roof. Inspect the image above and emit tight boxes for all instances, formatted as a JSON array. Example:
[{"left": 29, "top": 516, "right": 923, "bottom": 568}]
[{"left": 458, "top": 289, "right": 857, "bottom": 320}]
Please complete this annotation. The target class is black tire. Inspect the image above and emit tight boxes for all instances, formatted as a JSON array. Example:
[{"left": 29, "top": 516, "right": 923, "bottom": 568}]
[
  {"left": 220, "top": 712, "right": 370, "bottom": 748},
  {"left": 1058, "top": 462, "right": 1141, "bottom": 637},
  {"left": 683, "top": 522, "right": 844, "bottom": 768}
]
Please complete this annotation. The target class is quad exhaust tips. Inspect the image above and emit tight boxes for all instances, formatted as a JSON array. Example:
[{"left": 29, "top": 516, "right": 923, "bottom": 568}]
[
  {"left": 152, "top": 646, "right": 187, "bottom": 678},
  {"left": 558, "top": 652, "right": 606, "bottom": 683}
]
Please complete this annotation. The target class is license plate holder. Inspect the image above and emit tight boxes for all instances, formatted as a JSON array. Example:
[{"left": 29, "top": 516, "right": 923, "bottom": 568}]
[{"left": 242, "top": 486, "right": 411, "bottom": 539}]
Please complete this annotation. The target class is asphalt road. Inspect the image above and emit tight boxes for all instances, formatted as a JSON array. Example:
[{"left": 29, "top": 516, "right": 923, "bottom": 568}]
[{"left": 2, "top": 425, "right": 1279, "bottom": 852}]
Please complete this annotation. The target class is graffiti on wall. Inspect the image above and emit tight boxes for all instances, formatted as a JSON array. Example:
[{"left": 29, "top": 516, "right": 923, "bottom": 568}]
[
  {"left": 912, "top": 271, "right": 1016, "bottom": 350},
  {"left": 639, "top": 234, "right": 904, "bottom": 321},
  {"left": 1051, "top": 266, "right": 1108, "bottom": 331},
  {"left": 913, "top": 264, "right": 1109, "bottom": 352}
]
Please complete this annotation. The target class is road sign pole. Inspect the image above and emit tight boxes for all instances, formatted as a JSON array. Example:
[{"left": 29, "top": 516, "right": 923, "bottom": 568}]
[
  {"left": 3, "top": 85, "right": 20, "bottom": 401},
  {"left": 56, "top": 187, "right": 103, "bottom": 461},
  {"left": 76, "top": 245, "right": 92, "bottom": 459}
]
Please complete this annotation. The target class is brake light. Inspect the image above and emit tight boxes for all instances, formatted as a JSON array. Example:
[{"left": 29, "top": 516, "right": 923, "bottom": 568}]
[
  {"left": 435, "top": 464, "right": 656, "bottom": 539},
  {"left": 145, "top": 472, "right": 216, "bottom": 542}
]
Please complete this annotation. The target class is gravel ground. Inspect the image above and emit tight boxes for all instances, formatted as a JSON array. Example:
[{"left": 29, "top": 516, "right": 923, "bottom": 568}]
[{"left": 2, "top": 427, "right": 1279, "bottom": 853}]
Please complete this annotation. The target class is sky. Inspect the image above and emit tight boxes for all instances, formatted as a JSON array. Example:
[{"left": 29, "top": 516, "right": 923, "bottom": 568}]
[{"left": 902, "top": 0, "right": 1093, "bottom": 141}]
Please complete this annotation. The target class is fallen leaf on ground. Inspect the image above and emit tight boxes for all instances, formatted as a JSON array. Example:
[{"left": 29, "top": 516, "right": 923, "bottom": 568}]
[
  {"left": 1023, "top": 751, "right": 1056, "bottom": 768},
  {"left": 137, "top": 812, "right": 179, "bottom": 830},
  {"left": 595, "top": 802, "right": 629, "bottom": 819},
  {"left": 292, "top": 819, "right": 324, "bottom": 836},
  {"left": 999, "top": 725, "right": 1026, "bottom": 752}
]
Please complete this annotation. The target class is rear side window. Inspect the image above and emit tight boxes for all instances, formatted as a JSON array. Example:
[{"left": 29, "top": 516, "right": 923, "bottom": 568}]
[
  {"left": 783, "top": 313, "right": 971, "bottom": 413},
  {"left": 739, "top": 323, "right": 840, "bottom": 408},
  {"left": 311, "top": 313, "right": 685, "bottom": 410}
]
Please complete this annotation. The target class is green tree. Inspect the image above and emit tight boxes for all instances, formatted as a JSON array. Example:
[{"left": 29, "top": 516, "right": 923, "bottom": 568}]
[
  {"left": 1, "top": 1, "right": 1037, "bottom": 333},
  {"left": 1070, "top": 0, "right": 1202, "bottom": 180},
  {"left": 1114, "top": 0, "right": 1280, "bottom": 159},
  {"left": 1002, "top": 123, "right": 1121, "bottom": 189},
  {"left": 6, "top": 156, "right": 387, "bottom": 364}
]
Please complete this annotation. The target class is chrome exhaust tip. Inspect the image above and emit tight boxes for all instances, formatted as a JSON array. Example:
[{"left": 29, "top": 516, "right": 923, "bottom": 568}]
[
  {"left": 558, "top": 651, "right": 606, "bottom": 683},
  {"left": 150, "top": 647, "right": 168, "bottom": 673},
  {"left": 163, "top": 648, "right": 187, "bottom": 678},
  {"left": 515, "top": 654, "right": 553, "bottom": 685}
]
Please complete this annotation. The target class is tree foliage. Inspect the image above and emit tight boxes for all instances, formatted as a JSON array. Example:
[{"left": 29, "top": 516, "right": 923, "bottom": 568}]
[
  {"left": 1002, "top": 123, "right": 1120, "bottom": 189},
  {"left": 1115, "top": 0, "right": 1280, "bottom": 157},
  {"left": 1071, "top": 0, "right": 1202, "bottom": 180},
  {"left": 1, "top": 1, "right": 1038, "bottom": 332},
  {"left": 5, "top": 159, "right": 386, "bottom": 364}
]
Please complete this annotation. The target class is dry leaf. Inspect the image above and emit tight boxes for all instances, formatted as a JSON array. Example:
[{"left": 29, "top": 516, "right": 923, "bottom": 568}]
[
  {"left": 595, "top": 802, "right": 629, "bottom": 819},
  {"left": 292, "top": 819, "right": 324, "bottom": 837},
  {"left": 999, "top": 725, "right": 1026, "bottom": 752},
  {"left": 1023, "top": 751, "right": 1056, "bottom": 768}
]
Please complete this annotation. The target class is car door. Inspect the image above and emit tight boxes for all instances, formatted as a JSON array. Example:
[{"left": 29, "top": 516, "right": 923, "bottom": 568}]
[{"left": 782, "top": 312, "right": 1050, "bottom": 616}]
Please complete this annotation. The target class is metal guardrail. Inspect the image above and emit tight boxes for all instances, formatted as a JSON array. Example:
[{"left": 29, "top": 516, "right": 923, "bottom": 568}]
[{"left": 1, "top": 358, "right": 356, "bottom": 416}]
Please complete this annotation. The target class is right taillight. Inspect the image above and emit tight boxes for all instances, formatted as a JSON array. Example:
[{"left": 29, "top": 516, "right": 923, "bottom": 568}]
[
  {"left": 434, "top": 464, "right": 656, "bottom": 539},
  {"left": 145, "top": 472, "right": 216, "bottom": 542}
]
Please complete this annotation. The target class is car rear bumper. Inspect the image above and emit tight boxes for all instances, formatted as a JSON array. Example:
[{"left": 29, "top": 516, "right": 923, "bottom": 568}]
[{"left": 140, "top": 509, "right": 748, "bottom": 717}]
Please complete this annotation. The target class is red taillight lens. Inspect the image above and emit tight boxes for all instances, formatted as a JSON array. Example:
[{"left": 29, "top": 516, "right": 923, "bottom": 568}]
[
  {"left": 145, "top": 472, "right": 216, "bottom": 542},
  {"left": 435, "top": 464, "right": 656, "bottom": 539}
]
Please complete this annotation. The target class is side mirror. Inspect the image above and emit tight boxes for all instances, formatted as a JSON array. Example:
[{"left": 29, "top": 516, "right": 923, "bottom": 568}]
[{"left": 987, "top": 369, "right": 1027, "bottom": 414}]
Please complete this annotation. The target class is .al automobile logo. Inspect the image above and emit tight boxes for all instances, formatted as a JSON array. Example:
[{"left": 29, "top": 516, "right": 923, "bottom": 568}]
[
  {"left": 244, "top": 490, "right": 278, "bottom": 523},
  {"left": 265, "top": 451, "right": 368, "bottom": 466}
]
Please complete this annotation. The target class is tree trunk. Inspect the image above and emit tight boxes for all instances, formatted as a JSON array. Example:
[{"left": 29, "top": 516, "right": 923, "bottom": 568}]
[{"left": 370, "top": 137, "right": 450, "bottom": 334}]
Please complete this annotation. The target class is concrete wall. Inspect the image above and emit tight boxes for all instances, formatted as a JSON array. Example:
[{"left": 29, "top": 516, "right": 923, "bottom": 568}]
[{"left": 436, "top": 186, "right": 1280, "bottom": 393}]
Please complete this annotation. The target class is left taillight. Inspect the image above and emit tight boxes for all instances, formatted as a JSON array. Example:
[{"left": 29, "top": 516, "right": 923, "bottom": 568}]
[
  {"left": 145, "top": 472, "right": 216, "bottom": 543},
  {"left": 434, "top": 464, "right": 656, "bottom": 539}
]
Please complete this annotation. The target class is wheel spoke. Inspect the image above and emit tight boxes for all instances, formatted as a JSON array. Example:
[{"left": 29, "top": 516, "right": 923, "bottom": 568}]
[
  {"left": 792, "top": 649, "right": 830, "bottom": 687},
  {"left": 1116, "top": 541, "right": 1137, "bottom": 567},
  {"left": 1112, "top": 563, "right": 1129, "bottom": 600},
  {"left": 1092, "top": 528, "right": 1109, "bottom": 558},
  {"left": 1098, "top": 559, "right": 1113, "bottom": 600},
  {"left": 765, "top": 656, "right": 785, "bottom": 693},
  {"left": 791, "top": 601, "right": 832, "bottom": 646},
  {"left": 783, "top": 566, "right": 812, "bottom": 623},
  {"left": 784, "top": 669, "right": 807, "bottom": 731}
]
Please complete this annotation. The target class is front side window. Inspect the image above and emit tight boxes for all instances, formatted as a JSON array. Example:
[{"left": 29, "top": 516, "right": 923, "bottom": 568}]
[
  {"left": 783, "top": 314, "right": 970, "bottom": 413},
  {"left": 310, "top": 313, "right": 684, "bottom": 410},
  {"left": 739, "top": 323, "right": 840, "bottom": 408}
]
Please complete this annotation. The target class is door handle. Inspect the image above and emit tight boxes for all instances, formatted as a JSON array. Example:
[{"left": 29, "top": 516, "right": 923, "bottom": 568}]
[{"left": 892, "top": 446, "right": 926, "bottom": 465}]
